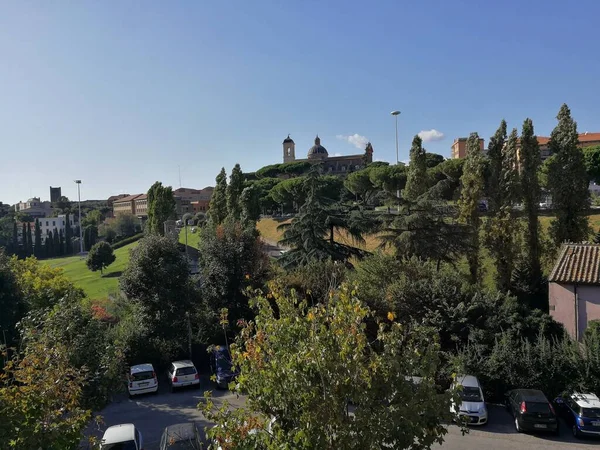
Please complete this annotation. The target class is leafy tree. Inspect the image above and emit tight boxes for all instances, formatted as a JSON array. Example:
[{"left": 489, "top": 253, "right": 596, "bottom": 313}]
[
  {"left": 9, "top": 256, "right": 85, "bottom": 310},
  {"left": 427, "top": 158, "right": 465, "bottom": 201},
  {"left": 457, "top": 133, "right": 485, "bottom": 284},
  {"left": 247, "top": 177, "right": 281, "bottom": 213},
  {"left": 12, "top": 220, "right": 18, "bottom": 254},
  {"left": 240, "top": 184, "right": 261, "bottom": 226},
  {"left": 53, "top": 228, "right": 60, "bottom": 256},
  {"left": 55, "top": 195, "right": 71, "bottom": 213},
  {"left": 227, "top": 163, "right": 245, "bottom": 221},
  {"left": 344, "top": 167, "right": 379, "bottom": 206},
  {"left": 519, "top": 118, "right": 543, "bottom": 285},
  {"left": 0, "top": 249, "right": 25, "bottom": 350},
  {"left": 86, "top": 241, "right": 116, "bottom": 275},
  {"left": 113, "top": 212, "right": 138, "bottom": 238},
  {"left": 83, "top": 224, "right": 98, "bottom": 251},
  {"left": 278, "top": 169, "right": 368, "bottom": 268},
  {"left": 425, "top": 152, "right": 445, "bottom": 168},
  {"left": 0, "top": 217, "right": 15, "bottom": 255},
  {"left": 33, "top": 219, "right": 42, "bottom": 258},
  {"left": 46, "top": 230, "right": 53, "bottom": 257},
  {"left": 82, "top": 209, "right": 102, "bottom": 227},
  {"left": 0, "top": 340, "right": 92, "bottom": 449},
  {"left": 202, "top": 283, "right": 455, "bottom": 449},
  {"left": 146, "top": 181, "right": 176, "bottom": 235},
  {"left": 26, "top": 222, "right": 33, "bottom": 256},
  {"left": 369, "top": 164, "right": 408, "bottom": 205},
  {"left": 270, "top": 176, "right": 308, "bottom": 211},
  {"left": 583, "top": 145, "right": 600, "bottom": 184},
  {"left": 403, "top": 135, "right": 428, "bottom": 201},
  {"left": 484, "top": 126, "right": 521, "bottom": 291},
  {"left": 21, "top": 222, "right": 27, "bottom": 257},
  {"left": 547, "top": 104, "right": 590, "bottom": 245},
  {"left": 209, "top": 168, "right": 228, "bottom": 225}
]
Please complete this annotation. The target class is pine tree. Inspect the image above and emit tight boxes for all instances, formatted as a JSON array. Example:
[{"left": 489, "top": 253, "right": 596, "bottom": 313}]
[
  {"left": 34, "top": 219, "right": 42, "bottom": 258},
  {"left": 548, "top": 104, "right": 590, "bottom": 245},
  {"left": 485, "top": 128, "right": 521, "bottom": 291},
  {"left": 240, "top": 184, "right": 261, "bottom": 227},
  {"left": 53, "top": 228, "right": 60, "bottom": 256},
  {"left": 208, "top": 167, "right": 228, "bottom": 225},
  {"left": 146, "top": 181, "right": 176, "bottom": 236},
  {"left": 26, "top": 223, "right": 33, "bottom": 256},
  {"left": 520, "top": 118, "right": 542, "bottom": 281},
  {"left": 403, "top": 135, "right": 428, "bottom": 201},
  {"left": 226, "top": 163, "right": 245, "bottom": 221},
  {"left": 457, "top": 133, "right": 485, "bottom": 284}
]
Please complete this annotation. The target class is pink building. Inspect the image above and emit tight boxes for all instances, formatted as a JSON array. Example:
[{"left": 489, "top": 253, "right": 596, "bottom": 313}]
[{"left": 549, "top": 243, "right": 600, "bottom": 340}]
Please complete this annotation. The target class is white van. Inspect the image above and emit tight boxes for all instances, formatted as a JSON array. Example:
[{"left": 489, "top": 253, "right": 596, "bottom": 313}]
[
  {"left": 451, "top": 375, "right": 487, "bottom": 425},
  {"left": 128, "top": 363, "right": 158, "bottom": 397}
]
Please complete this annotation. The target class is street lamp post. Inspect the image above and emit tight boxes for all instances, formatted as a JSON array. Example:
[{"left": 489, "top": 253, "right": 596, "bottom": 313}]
[
  {"left": 391, "top": 111, "right": 401, "bottom": 209},
  {"left": 75, "top": 180, "right": 83, "bottom": 254}
]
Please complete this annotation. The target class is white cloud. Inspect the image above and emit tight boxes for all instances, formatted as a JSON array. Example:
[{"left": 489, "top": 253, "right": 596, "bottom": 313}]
[
  {"left": 333, "top": 153, "right": 342, "bottom": 157},
  {"left": 418, "top": 129, "right": 445, "bottom": 142},
  {"left": 336, "top": 133, "right": 369, "bottom": 150}
]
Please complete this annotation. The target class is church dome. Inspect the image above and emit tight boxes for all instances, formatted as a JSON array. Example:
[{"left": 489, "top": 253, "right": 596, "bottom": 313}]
[
  {"left": 307, "top": 135, "right": 328, "bottom": 159},
  {"left": 283, "top": 134, "right": 294, "bottom": 144}
]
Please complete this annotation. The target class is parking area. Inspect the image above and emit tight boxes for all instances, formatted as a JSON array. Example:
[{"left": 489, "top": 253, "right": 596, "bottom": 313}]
[{"left": 92, "top": 389, "right": 599, "bottom": 450}]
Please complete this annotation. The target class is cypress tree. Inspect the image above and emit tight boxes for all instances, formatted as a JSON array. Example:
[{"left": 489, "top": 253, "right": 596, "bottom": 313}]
[
  {"left": 457, "top": 133, "right": 485, "bottom": 285},
  {"left": 12, "top": 221, "right": 18, "bottom": 253},
  {"left": 403, "top": 135, "right": 427, "bottom": 201},
  {"left": 208, "top": 167, "right": 228, "bottom": 225},
  {"left": 226, "top": 163, "right": 245, "bottom": 221},
  {"left": 146, "top": 181, "right": 176, "bottom": 236},
  {"left": 548, "top": 104, "right": 590, "bottom": 245},
  {"left": 520, "top": 118, "right": 542, "bottom": 281},
  {"left": 59, "top": 229, "right": 65, "bottom": 256},
  {"left": 21, "top": 222, "right": 27, "bottom": 256},
  {"left": 34, "top": 219, "right": 42, "bottom": 258},
  {"left": 65, "top": 213, "right": 72, "bottom": 255},
  {"left": 26, "top": 223, "right": 33, "bottom": 256},
  {"left": 486, "top": 120, "right": 507, "bottom": 214},
  {"left": 53, "top": 228, "right": 60, "bottom": 256},
  {"left": 46, "top": 230, "right": 54, "bottom": 257}
]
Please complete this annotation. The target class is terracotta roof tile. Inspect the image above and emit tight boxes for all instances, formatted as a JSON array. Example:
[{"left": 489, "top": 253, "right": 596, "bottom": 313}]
[
  {"left": 580, "top": 133, "right": 600, "bottom": 143},
  {"left": 113, "top": 194, "right": 142, "bottom": 203},
  {"left": 549, "top": 243, "right": 600, "bottom": 285}
]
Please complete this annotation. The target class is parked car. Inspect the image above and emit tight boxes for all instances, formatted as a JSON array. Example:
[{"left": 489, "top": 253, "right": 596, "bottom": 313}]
[
  {"left": 159, "top": 422, "right": 203, "bottom": 449},
  {"left": 450, "top": 375, "right": 487, "bottom": 425},
  {"left": 210, "top": 346, "right": 238, "bottom": 389},
  {"left": 167, "top": 360, "right": 200, "bottom": 392},
  {"left": 505, "top": 389, "right": 558, "bottom": 434},
  {"left": 128, "top": 363, "right": 158, "bottom": 397},
  {"left": 100, "top": 423, "right": 143, "bottom": 450},
  {"left": 554, "top": 392, "right": 600, "bottom": 438}
]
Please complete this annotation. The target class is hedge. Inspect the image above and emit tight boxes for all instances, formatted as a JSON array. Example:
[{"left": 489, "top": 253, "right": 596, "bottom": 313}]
[{"left": 111, "top": 233, "right": 144, "bottom": 250}]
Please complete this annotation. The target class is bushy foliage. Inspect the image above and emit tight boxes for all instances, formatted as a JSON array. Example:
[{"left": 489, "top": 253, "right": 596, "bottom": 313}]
[
  {"left": 147, "top": 181, "right": 176, "bottom": 235},
  {"left": 86, "top": 241, "right": 116, "bottom": 274},
  {"left": 202, "top": 283, "right": 456, "bottom": 449},
  {"left": 110, "top": 232, "right": 144, "bottom": 250}
]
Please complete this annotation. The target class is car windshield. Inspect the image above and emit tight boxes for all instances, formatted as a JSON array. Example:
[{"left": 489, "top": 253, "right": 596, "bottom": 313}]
[
  {"left": 167, "top": 440, "right": 200, "bottom": 449},
  {"left": 131, "top": 370, "right": 153, "bottom": 381},
  {"left": 460, "top": 386, "right": 482, "bottom": 402},
  {"left": 527, "top": 402, "right": 551, "bottom": 413},
  {"left": 101, "top": 441, "right": 137, "bottom": 450},
  {"left": 582, "top": 407, "right": 600, "bottom": 418},
  {"left": 176, "top": 367, "right": 196, "bottom": 376},
  {"left": 215, "top": 352, "right": 232, "bottom": 371}
]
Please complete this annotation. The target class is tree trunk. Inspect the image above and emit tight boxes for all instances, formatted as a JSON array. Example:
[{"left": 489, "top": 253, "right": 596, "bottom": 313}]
[{"left": 330, "top": 225, "right": 335, "bottom": 244}]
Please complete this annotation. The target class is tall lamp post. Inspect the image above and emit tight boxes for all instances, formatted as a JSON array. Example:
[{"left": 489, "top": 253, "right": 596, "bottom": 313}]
[
  {"left": 75, "top": 180, "right": 83, "bottom": 254},
  {"left": 391, "top": 110, "right": 401, "bottom": 208}
]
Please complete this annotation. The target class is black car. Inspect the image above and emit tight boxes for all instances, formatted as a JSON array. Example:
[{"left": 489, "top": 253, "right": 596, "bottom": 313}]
[
  {"left": 210, "top": 346, "right": 238, "bottom": 389},
  {"left": 505, "top": 389, "right": 559, "bottom": 434},
  {"left": 159, "top": 422, "right": 203, "bottom": 449}
]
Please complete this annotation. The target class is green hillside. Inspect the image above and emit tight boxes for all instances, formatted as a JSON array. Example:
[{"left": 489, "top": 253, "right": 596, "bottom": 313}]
[{"left": 44, "top": 242, "right": 138, "bottom": 300}]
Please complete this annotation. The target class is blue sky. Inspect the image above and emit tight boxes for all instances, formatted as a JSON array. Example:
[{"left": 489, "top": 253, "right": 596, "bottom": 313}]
[{"left": 1, "top": 0, "right": 599, "bottom": 203}]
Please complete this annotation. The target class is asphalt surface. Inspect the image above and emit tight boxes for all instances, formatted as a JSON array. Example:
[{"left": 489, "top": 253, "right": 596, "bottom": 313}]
[{"left": 92, "top": 385, "right": 600, "bottom": 450}]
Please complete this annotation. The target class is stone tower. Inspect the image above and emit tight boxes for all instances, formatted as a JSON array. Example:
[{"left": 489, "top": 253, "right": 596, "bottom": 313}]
[{"left": 283, "top": 135, "right": 295, "bottom": 163}]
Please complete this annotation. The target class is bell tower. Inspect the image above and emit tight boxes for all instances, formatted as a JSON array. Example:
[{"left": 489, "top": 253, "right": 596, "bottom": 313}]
[{"left": 283, "top": 135, "right": 295, "bottom": 163}]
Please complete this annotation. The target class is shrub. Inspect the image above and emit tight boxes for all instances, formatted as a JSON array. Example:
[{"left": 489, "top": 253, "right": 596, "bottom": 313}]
[{"left": 111, "top": 232, "right": 144, "bottom": 249}]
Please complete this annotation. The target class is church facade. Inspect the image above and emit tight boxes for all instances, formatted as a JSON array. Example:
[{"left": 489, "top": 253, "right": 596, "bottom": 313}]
[{"left": 282, "top": 135, "right": 373, "bottom": 175}]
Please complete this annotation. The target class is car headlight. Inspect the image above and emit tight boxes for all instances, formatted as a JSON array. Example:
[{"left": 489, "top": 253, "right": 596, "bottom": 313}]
[{"left": 479, "top": 405, "right": 487, "bottom": 413}]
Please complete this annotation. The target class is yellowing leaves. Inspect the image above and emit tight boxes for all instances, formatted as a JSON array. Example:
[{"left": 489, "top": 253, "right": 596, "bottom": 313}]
[{"left": 387, "top": 311, "right": 396, "bottom": 321}]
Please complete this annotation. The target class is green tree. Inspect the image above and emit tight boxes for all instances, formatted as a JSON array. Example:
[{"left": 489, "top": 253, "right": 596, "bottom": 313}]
[
  {"left": 548, "top": 104, "right": 590, "bottom": 245},
  {"left": 240, "top": 184, "right": 261, "bottom": 227},
  {"left": 12, "top": 220, "right": 18, "bottom": 254},
  {"left": 485, "top": 126, "right": 521, "bottom": 291},
  {"left": 227, "top": 163, "right": 245, "bottom": 221},
  {"left": 53, "top": 228, "right": 60, "bottom": 256},
  {"left": 146, "top": 181, "right": 176, "bottom": 235},
  {"left": 55, "top": 196, "right": 71, "bottom": 214},
  {"left": 26, "top": 222, "right": 33, "bottom": 257},
  {"left": 202, "top": 283, "right": 455, "bottom": 449},
  {"left": 278, "top": 169, "right": 367, "bottom": 268},
  {"left": 113, "top": 212, "right": 137, "bottom": 238},
  {"left": 82, "top": 209, "right": 102, "bottom": 227},
  {"left": 86, "top": 241, "right": 116, "bottom": 275},
  {"left": 519, "top": 118, "right": 543, "bottom": 284},
  {"left": 344, "top": 167, "right": 379, "bottom": 206},
  {"left": 583, "top": 145, "right": 600, "bottom": 184},
  {"left": 209, "top": 168, "right": 228, "bottom": 225},
  {"left": 64, "top": 212, "right": 72, "bottom": 255},
  {"left": 83, "top": 224, "right": 98, "bottom": 251},
  {"left": 403, "top": 135, "right": 428, "bottom": 201},
  {"left": 425, "top": 152, "right": 445, "bottom": 168},
  {"left": 457, "top": 133, "right": 485, "bottom": 284},
  {"left": 21, "top": 222, "right": 27, "bottom": 257},
  {"left": 59, "top": 229, "right": 65, "bottom": 256},
  {"left": 34, "top": 219, "right": 42, "bottom": 258},
  {"left": 0, "top": 249, "right": 25, "bottom": 351}
]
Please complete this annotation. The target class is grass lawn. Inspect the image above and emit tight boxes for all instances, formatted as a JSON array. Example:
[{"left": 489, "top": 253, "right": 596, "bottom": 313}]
[
  {"left": 179, "top": 226, "right": 200, "bottom": 248},
  {"left": 44, "top": 242, "right": 138, "bottom": 300}
]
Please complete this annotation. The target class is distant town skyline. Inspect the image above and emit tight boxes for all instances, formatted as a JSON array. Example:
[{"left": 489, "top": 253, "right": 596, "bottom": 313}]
[{"left": 2, "top": 1, "right": 599, "bottom": 204}]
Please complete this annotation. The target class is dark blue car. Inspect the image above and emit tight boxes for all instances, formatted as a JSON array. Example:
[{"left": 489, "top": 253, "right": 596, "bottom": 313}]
[
  {"left": 554, "top": 393, "right": 600, "bottom": 438},
  {"left": 210, "top": 346, "right": 238, "bottom": 389}
]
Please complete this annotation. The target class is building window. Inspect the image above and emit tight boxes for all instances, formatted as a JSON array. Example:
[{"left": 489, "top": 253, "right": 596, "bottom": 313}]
[
  {"left": 46, "top": 221, "right": 49, "bottom": 226},
  {"left": 341, "top": 166, "right": 346, "bottom": 171},
  {"left": 52, "top": 221, "right": 55, "bottom": 226}
]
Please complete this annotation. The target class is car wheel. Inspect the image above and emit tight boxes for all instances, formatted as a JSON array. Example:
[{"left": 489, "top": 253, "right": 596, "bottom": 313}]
[
  {"left": 515, "top": 417, "right": 521, "bottom": 433},
  {"left": 572, "top": 424, "right": 580, "bottom": 438}
]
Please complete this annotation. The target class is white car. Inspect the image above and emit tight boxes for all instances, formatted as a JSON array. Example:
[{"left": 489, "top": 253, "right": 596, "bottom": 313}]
[
  {"left": 128, "top": 363, "right": 158, "bottom": 397},
  {"left": 100, "top": 423, "right": 143, "bottom": 450},
  {"left": 167, "top": 360, "right": 200, "bottom": 392},
  {"left": 451, "top": 375, "right": 488, "bottom": 425}
]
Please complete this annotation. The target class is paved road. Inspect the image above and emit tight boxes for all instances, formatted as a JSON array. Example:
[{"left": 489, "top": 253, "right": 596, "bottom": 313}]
[{"left": 93, "top": 387, "right": 599, "bottom": 450}]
